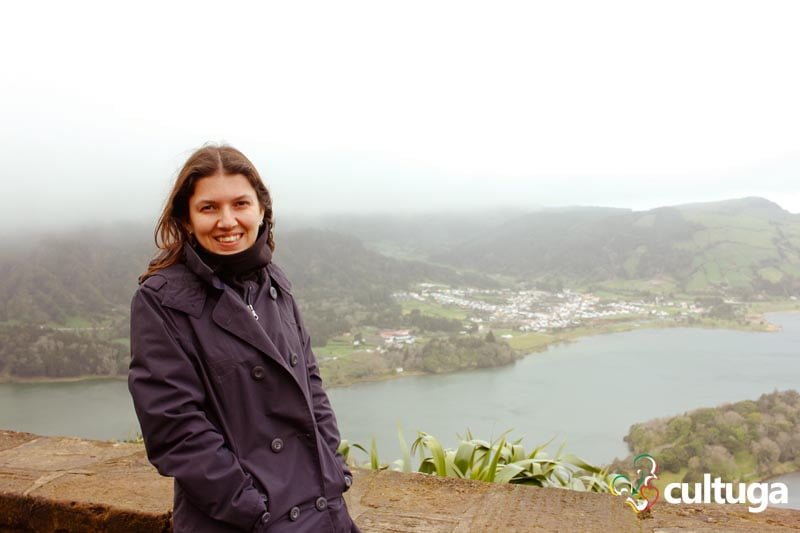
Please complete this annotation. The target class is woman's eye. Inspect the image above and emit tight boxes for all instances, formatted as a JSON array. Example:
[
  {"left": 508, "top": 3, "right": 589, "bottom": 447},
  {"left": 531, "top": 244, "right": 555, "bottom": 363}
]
[
  {"left": 237, "top": 200, "right": 251, "bottom": 207},
  {"left": 200, "top": 205, "right": 214, "bottom": 212}
]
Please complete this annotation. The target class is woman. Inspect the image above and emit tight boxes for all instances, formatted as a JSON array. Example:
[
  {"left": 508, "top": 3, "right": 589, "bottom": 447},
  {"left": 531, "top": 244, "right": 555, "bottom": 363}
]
[{"left": 129, "top": 145, "right": 360, "bottom": 532}]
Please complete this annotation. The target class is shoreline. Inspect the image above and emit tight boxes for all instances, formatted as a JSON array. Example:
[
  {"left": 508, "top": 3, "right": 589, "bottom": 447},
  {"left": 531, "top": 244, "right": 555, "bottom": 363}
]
[
  {"left": 0, "top": 374, "right": 126, "bottom": 385},
  {"left": 766, "top": 470, "right": 800, "bottom": 482},
  {"left": 2, "top": 306, "right": 796, "bottom": 388}
]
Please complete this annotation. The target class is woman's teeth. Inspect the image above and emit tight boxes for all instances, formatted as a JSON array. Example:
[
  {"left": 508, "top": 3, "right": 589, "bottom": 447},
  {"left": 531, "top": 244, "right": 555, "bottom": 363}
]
[{"left": 216, "top": 234, "right": 242, "bottom": 243}]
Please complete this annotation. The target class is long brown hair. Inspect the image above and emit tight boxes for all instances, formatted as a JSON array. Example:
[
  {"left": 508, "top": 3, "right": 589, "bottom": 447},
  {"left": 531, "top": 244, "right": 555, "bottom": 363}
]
[{"left": 140, "top": 144, "right": 275, "bottom": 282}]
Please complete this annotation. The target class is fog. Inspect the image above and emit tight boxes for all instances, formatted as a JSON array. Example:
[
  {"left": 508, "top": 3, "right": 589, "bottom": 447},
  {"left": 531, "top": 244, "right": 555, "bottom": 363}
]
[{"left": 2, "top": 0, "right": 799, "bottom": 236}]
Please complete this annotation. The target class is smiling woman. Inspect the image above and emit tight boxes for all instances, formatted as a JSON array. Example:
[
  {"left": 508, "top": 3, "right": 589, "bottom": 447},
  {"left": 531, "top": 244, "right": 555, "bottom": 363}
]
[
  {"left": 188, "top": 174, "right": 265, "bottom": 255},
  {"left": 139, "top": 146, "right": 277, "bottom": 282},
  {"left": 130, "top": 145, "right": 360, "bottom": 532}
]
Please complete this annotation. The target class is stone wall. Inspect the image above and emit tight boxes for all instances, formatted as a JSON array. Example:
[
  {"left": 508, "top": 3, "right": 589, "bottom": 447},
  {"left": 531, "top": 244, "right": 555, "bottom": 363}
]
[{"left": 1, "top": 430, "right": 799, "bottom": 532}]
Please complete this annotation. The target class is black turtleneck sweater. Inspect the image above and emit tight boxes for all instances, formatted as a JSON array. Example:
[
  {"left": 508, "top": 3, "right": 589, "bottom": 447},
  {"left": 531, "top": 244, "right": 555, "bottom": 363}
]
[{"left": 193, "top": 227, "right": 272, "bottom": 298}]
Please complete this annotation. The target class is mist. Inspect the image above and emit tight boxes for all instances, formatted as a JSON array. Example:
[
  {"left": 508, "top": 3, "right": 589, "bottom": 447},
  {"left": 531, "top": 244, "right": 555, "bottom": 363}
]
[{"left": 2, "top": 1, "right": 799, "bottom": 236}]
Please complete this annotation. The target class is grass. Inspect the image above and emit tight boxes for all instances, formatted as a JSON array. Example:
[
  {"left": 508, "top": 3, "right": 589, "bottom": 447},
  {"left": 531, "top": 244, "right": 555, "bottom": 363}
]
[
  {"left": 47, "top": 315, "right": 94, "bottom": 328},
  {"left": 554, "top": 319, "right": 649, "bottom": 340},
  {"left": 400, "top": 300, "right": 469, "bottom": 320},
  {"left": 584, "top": 279, "right": 680, "bottom": 297},
  {"left": 749, "top": 300, "right": 800, "bottom": 313},
  {"left": 111, "top": 338, "right": 130, "bottom": 348},
  {"left": 758, "top": 267, "right": 784, "bottom": 284},
  {"left": 499, "top": 331, "right": 554, "bottom": 352},
  {"left": 365, "top": 241, "right": 430, "bottom": 262},
  {"left": 315, "top": 336, "right": 358, "bottom": 359}
]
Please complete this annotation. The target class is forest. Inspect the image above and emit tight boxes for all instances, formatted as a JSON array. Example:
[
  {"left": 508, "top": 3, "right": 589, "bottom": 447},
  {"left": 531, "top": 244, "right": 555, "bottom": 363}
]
[
  {"left": 619, "top": 390, "right": 800, "bottom": 482},
  {"left": 0, "top": 225, "right": 492, "bottom": 380}
]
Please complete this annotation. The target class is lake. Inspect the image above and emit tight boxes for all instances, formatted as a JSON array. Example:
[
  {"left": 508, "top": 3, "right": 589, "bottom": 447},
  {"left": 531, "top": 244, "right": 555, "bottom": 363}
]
[
  {"left": 330, "top": 313, "right": 800, "bottom": 465},
  {"left": 1, "top": 313, "right": 798, "bottom": 508}
]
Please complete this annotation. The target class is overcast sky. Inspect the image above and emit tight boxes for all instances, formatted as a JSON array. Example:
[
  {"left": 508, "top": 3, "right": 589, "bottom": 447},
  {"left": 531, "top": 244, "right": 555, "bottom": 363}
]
[{"left": 2, "top": 0, "right": 799, "bottom": 232}]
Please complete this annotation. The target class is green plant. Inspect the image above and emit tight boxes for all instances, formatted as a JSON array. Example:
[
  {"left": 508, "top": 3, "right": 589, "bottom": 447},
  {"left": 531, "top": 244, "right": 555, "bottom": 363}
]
[
  {"left": 339, "top": 436, "right": 386, "bottom": 470},
  {"left": 118, "top": 429, "right": 144, "bottom": 444},
  {"left": 342, "top": 429, "right": 614, "bottom": 493}
]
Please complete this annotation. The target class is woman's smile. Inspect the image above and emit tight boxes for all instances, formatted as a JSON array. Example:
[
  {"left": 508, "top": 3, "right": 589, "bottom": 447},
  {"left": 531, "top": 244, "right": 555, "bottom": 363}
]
[{"left": 215, "top": 233, "right": 244, "bottom": 243}]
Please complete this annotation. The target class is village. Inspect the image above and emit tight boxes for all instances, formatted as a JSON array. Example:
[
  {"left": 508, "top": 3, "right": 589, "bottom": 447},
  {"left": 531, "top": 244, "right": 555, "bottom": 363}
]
[{"left": 381, "top": 284, "right": 708, "bottom": 346}]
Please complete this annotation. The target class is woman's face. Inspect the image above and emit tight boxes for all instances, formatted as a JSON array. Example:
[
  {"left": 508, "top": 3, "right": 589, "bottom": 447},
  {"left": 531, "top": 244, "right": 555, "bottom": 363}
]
[{"left": 187, "top": 173, "right": 265, "bottom": 255}]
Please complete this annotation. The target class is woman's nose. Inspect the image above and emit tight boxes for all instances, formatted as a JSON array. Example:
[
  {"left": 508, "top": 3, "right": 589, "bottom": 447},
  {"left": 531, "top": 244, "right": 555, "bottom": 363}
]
[{"left": 218, "top": 206, "right": 236, "bottom": 228}]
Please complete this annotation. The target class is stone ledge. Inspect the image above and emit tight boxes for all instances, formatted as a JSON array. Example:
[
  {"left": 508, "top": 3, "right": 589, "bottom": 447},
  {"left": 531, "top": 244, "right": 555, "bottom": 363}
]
[
  {"left": 0, "top": 491, "right": 170, "bottom": 533},
  {"left": 1, "top": 430, "right": 799, "bottom": 532}
]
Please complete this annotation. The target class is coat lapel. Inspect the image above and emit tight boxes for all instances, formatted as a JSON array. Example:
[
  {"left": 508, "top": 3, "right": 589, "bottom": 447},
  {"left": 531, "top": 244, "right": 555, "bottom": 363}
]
[{"left": 211, "top": 288, "right": 306, "bottom": 392}]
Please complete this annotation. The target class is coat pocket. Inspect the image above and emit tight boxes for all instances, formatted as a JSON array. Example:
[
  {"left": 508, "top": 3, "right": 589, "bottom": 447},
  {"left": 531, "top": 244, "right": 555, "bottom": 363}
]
[
  {"left": 205, "top": 354, "right": 235, "bottom": 382},
  {"left": 200, "top": 341, "right": 238, "bottom": 383}
]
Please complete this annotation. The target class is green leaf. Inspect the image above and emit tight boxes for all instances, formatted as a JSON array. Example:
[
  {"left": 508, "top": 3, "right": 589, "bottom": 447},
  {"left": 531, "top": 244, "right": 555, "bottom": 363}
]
[
  {"left": 495, "top": 462, "right": 526, "bottom": 484},
  {"left": 482, "top": 436, "right": 507, "bottom": 482},
  {"left": 454, "top": 441, "right": 477, "bottom": 477},
  {"left": 423, "top": 434, "right": 448, "bottom": 476},
  {"left": 370, "top": 436, "right": 380, "bottom": 470},
  {"left": 397, "top": 424, "right": 412, "bottom": 473}
]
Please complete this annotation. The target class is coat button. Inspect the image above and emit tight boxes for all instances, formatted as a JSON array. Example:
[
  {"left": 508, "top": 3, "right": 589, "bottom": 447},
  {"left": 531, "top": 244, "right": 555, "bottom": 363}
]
[
  {"left": 269, "top": 286, "right": 278, "bottom": 299},
  {"left": 289, "top": 506, "right": 300, "bottom": 521},
  {"left": 290, "top": 353, "right": 298, "bottom": 367},
  {"left": 270, "top": 438, "right": 283, "bottom": 453},
  {"left": 251, "top": 366, "right": 265, "bottom": 381},
  {"left": 259, "top": 511, "right": 270, "bottom": 525},
  {"left": 344, "top": 475, "right": 352, "bottom": 489},
  {"left": 315, "top": 496, "right": 327, "bottom": 511}
]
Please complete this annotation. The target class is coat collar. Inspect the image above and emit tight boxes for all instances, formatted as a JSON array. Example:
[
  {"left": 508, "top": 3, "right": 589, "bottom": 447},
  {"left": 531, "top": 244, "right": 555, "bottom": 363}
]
[
  {"left": 156, "top": 244, "right": 223, "bottom": 318},
  {"left": 183, "top": 243, "right": 226, "bottom": 290}
]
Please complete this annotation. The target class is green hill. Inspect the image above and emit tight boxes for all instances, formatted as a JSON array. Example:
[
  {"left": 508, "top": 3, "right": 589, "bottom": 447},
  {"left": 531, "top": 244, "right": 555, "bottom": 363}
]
[
  {"left": 0, "top": 225, "right": 486, "bottom": 379},
  {"left": 424, "top": 198, "right": 800, "bottom": 297},
  {"left": 0, "top": 225, "right": 479, "bottom": 326},
  {"left": 617, "top": 390, "right": 800, "bottom": 484},
  {"left": 2, "top": 198, "right": 799, "bottom": 380}
]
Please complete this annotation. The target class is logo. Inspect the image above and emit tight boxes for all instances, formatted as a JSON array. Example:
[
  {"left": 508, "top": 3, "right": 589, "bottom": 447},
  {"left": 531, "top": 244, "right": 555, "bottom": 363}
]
[
  {"left": 609, "top": 453, "right": 659, "bottom": 513},
  {"left": 664, "top": 474, "right": 789, "bottom": 513},
  {"left": 609, "top": 453, "right": 791, "bottom": 513}
]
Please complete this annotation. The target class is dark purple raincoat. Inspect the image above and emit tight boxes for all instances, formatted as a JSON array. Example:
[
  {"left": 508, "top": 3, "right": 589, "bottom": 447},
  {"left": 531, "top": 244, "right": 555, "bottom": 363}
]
[{"left": 129, "top": 245, "right": 359, "bottom": 532}]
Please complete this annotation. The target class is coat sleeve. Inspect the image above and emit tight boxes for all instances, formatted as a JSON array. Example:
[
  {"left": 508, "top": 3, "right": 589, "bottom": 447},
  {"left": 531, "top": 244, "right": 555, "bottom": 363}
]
[
  {"left": 294, "top": 300, "right": 353, "bottom": 485},
  {"left": 129, "top": 284, "right": 268, "bottom": 530}
]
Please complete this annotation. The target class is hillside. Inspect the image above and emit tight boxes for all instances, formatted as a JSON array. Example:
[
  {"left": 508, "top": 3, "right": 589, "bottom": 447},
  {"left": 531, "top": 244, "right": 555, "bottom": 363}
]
[
  {"left": 5, "top": 197, "right": 790, "bottom": 329},
  {"left": 2, "top": 198, "right": 799, "bottom": 380},
  {"left": 422, "top": 198, "right": 800, "bottom": 297},
  {"left": 0, "top": 225, "right": 484, "bottom": 379},
  {"left": 0, "top": 225, "right": 476, "bottom": 326}
]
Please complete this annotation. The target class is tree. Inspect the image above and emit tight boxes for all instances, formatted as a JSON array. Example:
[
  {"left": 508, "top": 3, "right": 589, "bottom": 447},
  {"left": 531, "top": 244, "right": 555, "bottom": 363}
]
[{"left": 751, "top": 437, "right": 780, "bottom": 475}]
